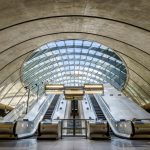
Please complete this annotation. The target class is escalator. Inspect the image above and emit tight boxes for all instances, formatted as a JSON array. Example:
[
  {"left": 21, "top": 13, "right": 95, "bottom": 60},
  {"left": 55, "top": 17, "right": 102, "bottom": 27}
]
[
  {"left": 43, "top": 95, "right": 60, "bottom": 120},
  {"left": 89, "top": 94, "right": 106, "bottom": 120},
  {"left": 34, "top": 95, "right": 60, "bottom": 136},
  {"left": 87, "top": 94, "right": 109, "bottom": 139},
  {"left": 0, "top": 95, "right": 55, "bottom": 139},
  {"left": 94, "top": 93, "right": 150, "bottom": 139},
  {"left": 38, "top": 94, "right": 61, "bottom": 139}
]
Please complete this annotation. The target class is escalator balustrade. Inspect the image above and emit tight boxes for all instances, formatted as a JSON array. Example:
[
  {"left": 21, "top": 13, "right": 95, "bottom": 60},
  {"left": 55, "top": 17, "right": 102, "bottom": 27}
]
[
  {"left": 38, "top": 94, "right": 60, "bottom": 139},
  {"left": 88, "top": 94, "right": 109, "bottom": 139}
]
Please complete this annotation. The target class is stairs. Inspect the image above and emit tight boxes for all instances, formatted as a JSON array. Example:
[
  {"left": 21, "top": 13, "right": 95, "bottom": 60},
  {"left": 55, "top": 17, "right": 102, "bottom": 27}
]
[{"left": 43, "top": 95, "right": 60, "bottom": 120}]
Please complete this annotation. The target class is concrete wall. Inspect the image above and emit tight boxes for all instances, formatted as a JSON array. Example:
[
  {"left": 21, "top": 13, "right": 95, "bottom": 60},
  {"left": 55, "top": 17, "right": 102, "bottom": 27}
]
[{"left": 0, "top": 0, "right": 149, "bottom": 107}]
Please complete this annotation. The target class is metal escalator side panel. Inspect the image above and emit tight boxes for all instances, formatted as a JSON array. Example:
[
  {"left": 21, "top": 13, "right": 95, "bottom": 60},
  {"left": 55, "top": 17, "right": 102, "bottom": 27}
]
[
  {"left": 131, "top": 120, "right": 150, "bottom": 138},
  {"left": 38, "top": 121, "right": 61, "bottom": 139},
  {"left": 0, "top": 122, "right": 17, "bottom": 138},
  {"left": 87, "top": 121, "right": 110, "bottom": 139}
]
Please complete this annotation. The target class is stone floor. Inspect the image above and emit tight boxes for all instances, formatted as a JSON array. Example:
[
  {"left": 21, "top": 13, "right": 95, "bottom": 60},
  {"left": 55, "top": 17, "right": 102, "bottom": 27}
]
[{"left": 0, "top": 137, "right": 150, "bottom": 150}]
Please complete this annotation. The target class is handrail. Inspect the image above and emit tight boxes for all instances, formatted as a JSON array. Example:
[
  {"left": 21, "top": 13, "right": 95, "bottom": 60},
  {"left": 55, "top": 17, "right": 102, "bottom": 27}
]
[
  {"left": 54, "top": 118, "right": 94, "bottom": 121},
  {"left": 100, "top": 96, "right": 110, "bottom": 110},
  {"left": 131, "top": 118, "right": 150, "bottom": 121}
]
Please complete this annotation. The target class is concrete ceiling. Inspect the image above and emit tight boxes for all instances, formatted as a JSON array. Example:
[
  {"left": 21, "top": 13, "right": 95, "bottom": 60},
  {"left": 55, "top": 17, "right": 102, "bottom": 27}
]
[{"left": 0, "top": 0, "right": 150, "bottom": 107}]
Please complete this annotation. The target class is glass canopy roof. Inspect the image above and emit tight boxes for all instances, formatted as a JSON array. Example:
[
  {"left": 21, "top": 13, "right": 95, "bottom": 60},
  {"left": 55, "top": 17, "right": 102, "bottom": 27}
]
[{"left": 22, "top": 39, "right": 127, "bottom": 95}]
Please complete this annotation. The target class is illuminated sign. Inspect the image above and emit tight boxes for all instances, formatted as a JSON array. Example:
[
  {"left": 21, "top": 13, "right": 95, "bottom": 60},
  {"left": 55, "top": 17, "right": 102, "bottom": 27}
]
[{"left": 45, "top": 84, "right": 104, "bottom": 100}]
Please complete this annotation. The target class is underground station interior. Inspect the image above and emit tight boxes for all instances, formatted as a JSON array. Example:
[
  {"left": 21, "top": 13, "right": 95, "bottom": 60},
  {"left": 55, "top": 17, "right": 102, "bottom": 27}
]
[{"left": 0, "top": 0, "right": 150, "bottom": 150}]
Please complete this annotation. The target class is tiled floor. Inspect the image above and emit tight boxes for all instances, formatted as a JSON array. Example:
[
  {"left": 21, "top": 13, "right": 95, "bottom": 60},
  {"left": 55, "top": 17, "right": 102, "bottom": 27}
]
[{"left": 0, "top": 137, "right": 150, "bottom": 150}]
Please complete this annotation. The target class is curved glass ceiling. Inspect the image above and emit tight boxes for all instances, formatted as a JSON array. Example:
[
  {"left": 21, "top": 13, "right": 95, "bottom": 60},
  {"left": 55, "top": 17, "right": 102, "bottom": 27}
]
[{"left": 22, "top": 39, "right": 127, "bottom": 94}]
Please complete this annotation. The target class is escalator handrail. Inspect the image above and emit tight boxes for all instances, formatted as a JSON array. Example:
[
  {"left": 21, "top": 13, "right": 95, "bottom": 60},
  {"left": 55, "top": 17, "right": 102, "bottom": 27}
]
[{"left": 99, "top": 96, "right": 110, "bottom": 110}]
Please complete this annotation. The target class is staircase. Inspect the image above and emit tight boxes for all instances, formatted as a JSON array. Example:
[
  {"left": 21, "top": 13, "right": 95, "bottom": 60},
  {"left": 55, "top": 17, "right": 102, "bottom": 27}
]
[{"left": 43, "top": 95, "right": 60, "bottom": 120}]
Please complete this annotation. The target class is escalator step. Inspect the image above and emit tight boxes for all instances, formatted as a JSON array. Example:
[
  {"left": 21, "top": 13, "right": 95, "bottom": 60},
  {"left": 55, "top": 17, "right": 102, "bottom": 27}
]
[
  {"left": 42, "top": 95, "right": 60, "bottom": 120},
  {"left": 89, "top": 94, "right": 106, "bottom": 120}
]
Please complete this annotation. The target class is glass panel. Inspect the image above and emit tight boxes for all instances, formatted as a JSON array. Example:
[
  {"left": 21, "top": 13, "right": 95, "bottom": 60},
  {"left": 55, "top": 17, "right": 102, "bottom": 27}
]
[{"left": 22, "top": 39, "right": 127, "bottom": 94}]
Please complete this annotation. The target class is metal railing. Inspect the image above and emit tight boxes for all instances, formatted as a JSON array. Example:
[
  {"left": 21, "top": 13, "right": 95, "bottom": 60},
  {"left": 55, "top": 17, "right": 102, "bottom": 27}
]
[{"left": 60, "top": 119, "right": 88, "bottom": 138}]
